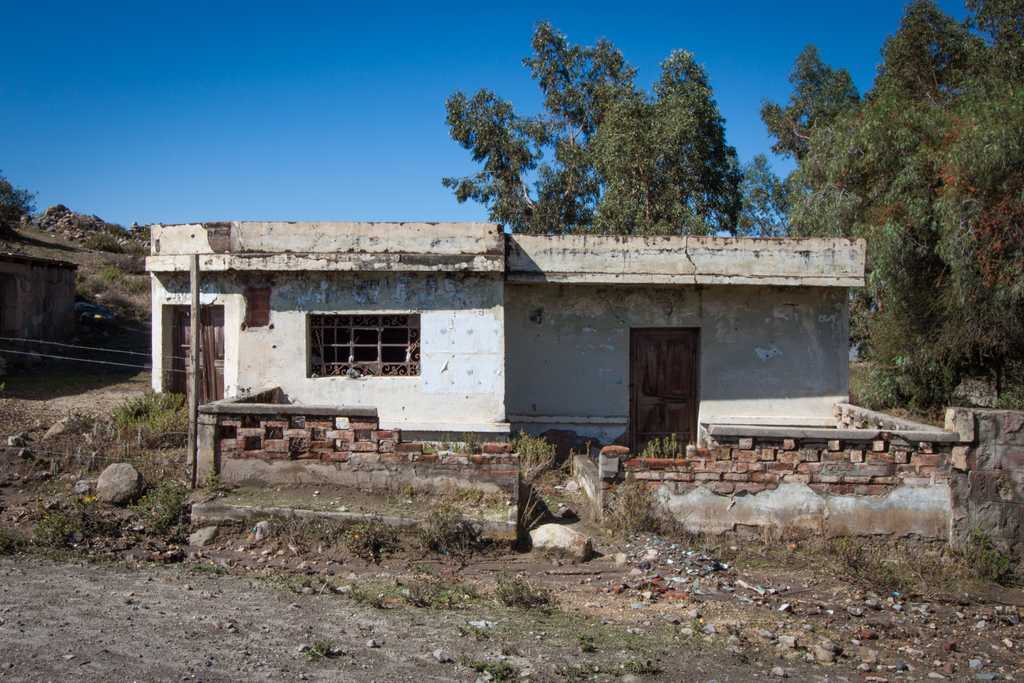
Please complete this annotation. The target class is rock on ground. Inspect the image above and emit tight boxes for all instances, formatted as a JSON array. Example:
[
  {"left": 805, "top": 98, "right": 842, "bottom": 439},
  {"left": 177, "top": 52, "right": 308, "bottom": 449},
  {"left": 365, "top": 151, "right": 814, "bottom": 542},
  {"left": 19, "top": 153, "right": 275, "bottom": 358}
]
[
  {"left": 529, "top": 523, "right": 594, "bottom": 561},
  {"left": 96, "top": 463, "right": 145, "bottom": 506},
  {"left": 188, "top": 526, "right": 219, "bottom": 547}
]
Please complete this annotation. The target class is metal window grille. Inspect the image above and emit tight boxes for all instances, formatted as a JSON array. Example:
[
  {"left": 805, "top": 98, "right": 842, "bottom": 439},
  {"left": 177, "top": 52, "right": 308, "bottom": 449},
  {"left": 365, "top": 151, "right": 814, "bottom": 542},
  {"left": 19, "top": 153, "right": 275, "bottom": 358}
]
[{"left": 309, "top": 314, "right": 420, "bottom": 378}]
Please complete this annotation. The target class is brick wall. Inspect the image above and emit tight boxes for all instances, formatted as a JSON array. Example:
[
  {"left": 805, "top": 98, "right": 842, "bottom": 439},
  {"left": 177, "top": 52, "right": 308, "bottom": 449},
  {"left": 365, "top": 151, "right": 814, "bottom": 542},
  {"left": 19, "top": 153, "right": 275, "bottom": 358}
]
[
  {"left": 616, "top": 434, "right": 961, "bottom": 497},
  {"left": 207, "top": 410, "right": 518, "bottom": 494}
]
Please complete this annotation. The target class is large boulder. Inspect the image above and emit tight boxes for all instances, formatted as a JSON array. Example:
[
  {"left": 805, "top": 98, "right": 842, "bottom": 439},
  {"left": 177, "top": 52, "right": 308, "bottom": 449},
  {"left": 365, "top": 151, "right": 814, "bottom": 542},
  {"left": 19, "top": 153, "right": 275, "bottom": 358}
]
[
  {"left": 96, "top": 463, "right": 145, "bottom": 505},
  {"left": 529, "top": 523, "right": 594, "bottom": 561}
]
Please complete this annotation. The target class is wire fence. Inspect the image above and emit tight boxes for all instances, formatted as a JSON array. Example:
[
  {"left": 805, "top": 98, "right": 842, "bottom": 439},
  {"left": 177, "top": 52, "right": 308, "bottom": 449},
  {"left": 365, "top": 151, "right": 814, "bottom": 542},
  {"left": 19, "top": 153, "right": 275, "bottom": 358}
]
[{"left": 0, "top": 335, "right": 188, "bottom": 373}]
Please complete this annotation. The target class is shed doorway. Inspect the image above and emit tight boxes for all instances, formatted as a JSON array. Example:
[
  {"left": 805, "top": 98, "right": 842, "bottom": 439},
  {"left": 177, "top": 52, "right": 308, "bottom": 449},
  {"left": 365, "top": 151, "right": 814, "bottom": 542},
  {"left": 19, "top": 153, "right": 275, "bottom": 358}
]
[
  {"left": 629, "top": 328, "right": 699, "bottom": 452},
  {"left": 167, "top": 305, "right": 225, "bottom": 403}
]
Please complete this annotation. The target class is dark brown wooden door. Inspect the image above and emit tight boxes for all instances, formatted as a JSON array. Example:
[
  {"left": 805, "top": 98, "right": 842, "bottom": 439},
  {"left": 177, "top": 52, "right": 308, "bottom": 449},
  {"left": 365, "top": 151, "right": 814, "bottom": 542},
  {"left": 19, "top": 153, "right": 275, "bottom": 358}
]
[
  {"left": 169, "top": 305, "right": 224, "bottom": 403},
  {"left": 630, "top": 329, "right": 698, "bottom": 452}
]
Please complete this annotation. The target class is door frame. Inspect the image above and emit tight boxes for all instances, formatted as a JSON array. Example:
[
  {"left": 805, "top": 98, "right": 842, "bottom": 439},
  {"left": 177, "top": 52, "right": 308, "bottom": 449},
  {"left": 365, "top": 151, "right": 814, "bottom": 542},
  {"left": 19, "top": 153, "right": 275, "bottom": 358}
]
[
  {"left": 628, "top": 327, "right": 700, "bottom": 452},
  {"left": 167, "top": 304, "right": 225, "bottom": 403}
]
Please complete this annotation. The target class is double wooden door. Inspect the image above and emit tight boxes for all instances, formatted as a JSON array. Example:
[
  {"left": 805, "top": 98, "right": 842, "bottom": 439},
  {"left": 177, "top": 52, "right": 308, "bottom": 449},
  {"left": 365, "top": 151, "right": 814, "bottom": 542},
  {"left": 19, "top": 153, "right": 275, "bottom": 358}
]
[
  {"left": 629, "top": 329, "right": 699, "bottom": 452},
  {"left": 169, "top": 305, "right": 224, "bottom": 403}
]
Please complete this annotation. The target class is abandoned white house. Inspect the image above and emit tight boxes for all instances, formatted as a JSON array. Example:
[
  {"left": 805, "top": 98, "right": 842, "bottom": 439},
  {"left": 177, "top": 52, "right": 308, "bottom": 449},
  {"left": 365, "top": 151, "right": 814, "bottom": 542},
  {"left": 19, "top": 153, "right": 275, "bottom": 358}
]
[
  {"left": 146, "top": 222, "right": 864, "bottom": 446},
  {"left": 145, "top": 222, "right": 1024, "bottom": 553}
]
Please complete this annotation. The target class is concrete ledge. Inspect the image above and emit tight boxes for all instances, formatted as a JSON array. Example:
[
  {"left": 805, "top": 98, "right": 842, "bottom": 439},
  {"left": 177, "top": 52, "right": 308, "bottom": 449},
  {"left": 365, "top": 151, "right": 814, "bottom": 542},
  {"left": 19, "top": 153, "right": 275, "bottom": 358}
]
[
  {"left": 705, "top": 423, "right": 960, "bottom": 443},
  {"left": 191, "top": 500, "right": 516, "bottom": 539},
  {"left": 508, "top": 235, "right": 866, "bottom": 287},
  {"left": 199, "top": 402, "right": 378, "bottom": 417}
]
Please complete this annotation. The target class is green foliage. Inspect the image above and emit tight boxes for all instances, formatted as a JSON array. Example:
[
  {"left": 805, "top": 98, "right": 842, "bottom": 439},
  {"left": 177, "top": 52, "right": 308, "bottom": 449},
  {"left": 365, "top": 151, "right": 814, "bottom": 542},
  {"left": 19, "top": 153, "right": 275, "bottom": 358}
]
[
  {"left": 461, "top": 658, "right": 519, "bottom": 682},
  {"left": 83, "top": 232, "right": 125, "bottom": 253},
  {"left": 765, "top": 0, "right": 1024, "bottom": 409},
  {"left": 443, "top": 22, "right": 740, "bottom": 235},
  {"left": 400, "top": 576, "right": 480, "bottom": 609},
  {"left": 0, "top": 528, "right": 26, "bottom": 555},
  {"left": 640, "top": 434, "right": 682, "bottom": 458},
  {"left": 32, "top": 499, "right": 113, "bottom": 549},
  {"left": 418, "top": 505, "right": 485, "bottom": 562},
  {"left": 512, "top": 432, "right": 556, "bottom": 480},
  {"left": 303, "top": 640, "right": 339, "bottom": 661},
  {"left": 33, "top": 512, "right": 82, "bottom": 549},
  {"left": 760, "top": 46, "right": 860, "bottom": 162},
  {"left": 966, "top": 530, "right": 1014, "bottom": 585},
  {"left": 494, "top": 573, "right": 553, "bottom": 609},
  {"left": 738, "top": 154, "right": 791, "bottom": 237},
  {"left": 132, "top": 480, "right": 188, "bottom": 533},
  {"left": 342, "top": 519, "right": 400, "bottom": 563},
  {"left": 0, "top": 170, "right": 35, "bottom": 232},
  {"left": 622, "top": 659, "right": 662, "bottom": 676},
  {"left": 112, "top": 393, "right": 187, "bottom": 443}
]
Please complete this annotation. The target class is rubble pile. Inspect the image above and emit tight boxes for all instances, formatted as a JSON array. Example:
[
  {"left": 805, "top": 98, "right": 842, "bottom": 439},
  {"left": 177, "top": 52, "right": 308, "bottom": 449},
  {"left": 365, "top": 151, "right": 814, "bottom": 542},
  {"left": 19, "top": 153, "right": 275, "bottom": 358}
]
[{"left": 34, "top": 204, "right": 146, "bottom": 247}]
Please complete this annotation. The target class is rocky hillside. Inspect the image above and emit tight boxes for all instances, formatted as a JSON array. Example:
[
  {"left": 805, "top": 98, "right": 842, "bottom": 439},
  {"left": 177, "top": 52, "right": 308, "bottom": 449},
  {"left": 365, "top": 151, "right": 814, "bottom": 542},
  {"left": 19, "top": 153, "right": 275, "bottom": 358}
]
[{"left": 34, "top": 204, "right": 148, "bottom": 254}]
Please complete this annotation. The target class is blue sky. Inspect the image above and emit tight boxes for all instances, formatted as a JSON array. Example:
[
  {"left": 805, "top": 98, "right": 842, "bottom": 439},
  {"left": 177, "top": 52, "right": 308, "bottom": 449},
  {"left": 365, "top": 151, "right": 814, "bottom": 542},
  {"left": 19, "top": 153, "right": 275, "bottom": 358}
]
[{"left": 1, "top": 0, "right": 966, "bottom": 226}]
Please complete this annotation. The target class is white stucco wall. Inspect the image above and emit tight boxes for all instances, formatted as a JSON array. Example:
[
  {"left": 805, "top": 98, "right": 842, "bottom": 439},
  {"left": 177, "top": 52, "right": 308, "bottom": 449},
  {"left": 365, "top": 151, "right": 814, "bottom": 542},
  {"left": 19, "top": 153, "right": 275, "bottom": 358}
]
[
  {"left": 505, "top": 283, "right": 850, "bottom": 443},
  {"left": 151, "top": 271, "right": 506, "bottom": 431}
]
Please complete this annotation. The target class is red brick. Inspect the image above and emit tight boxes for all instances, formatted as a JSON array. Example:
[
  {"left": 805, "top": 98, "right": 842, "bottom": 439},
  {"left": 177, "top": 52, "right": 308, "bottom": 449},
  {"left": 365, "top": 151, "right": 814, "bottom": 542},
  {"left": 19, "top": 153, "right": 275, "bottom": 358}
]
[
  {"left": 733, "top": 482, "right": 767, "bottom": 494},
  {"left": 373, "top": 430, "right": 398, "bottom": 442},
  {"left": 260, "top": 420, "right": 288, "bottom": 429},
  {"left": 351, "top": 441, "right": 377, "bottom": 452},
  {"left": 219, "top": 438, "right": 238, "bottom": 452},
  {"left": 601, "top": 445, "right": 631, "bottom": 457},
  {"left": 866, "top": 452, "right": 894, "bottom": 465},
  {"left": 911, "top": 453, "right": 942, "bottom": 467},
  {"left": 349, "top": 420, "right": 378, "bottom": 431},
  {"left": 870, "top": 476, "right": 897, "bottom": 485},
  {"left": 708, "top": 482, "right": 735, "bottom": 494},
  {"left": 918, "top": 441, "right": 934, "bottom": 453},
  {"left": 827, "top": 439, "right": 842, "bottom": 451},
  {"left": 894, "top": 450, "right": 911, "bottom": 464},
  {"left": 326, "top": 430, "right": 354, "bottom": 441},
  {"left": 782, "top": 438, "right": 797, "bottom": 450},
  {"left": 800, "top": 449, "right": 821, "bottom": 462},
  {"left": 841, "top": 475, "right": 872, "bottom": 484},
  {"left": 415, "top": 452, "right": 438, "bottom": 463},
  {"left": 238, "top": 427, "right": 265, "bottom": 438},
  {"left": 395, "top": 442, "right": 424, "bottom": 454},
  {"left": 827, "top": 483, "right": 856, "bottom": 495},
  {"left": 378, "top": 440, "right": 395, "bottom": 453},
  {"left": 797, "top": 462, "right": 823, "bottom": 474},
  {"left": 481, "top": 442, "right": 512, "bottom": 454},
  {"left": 322, "top": 452, "right": 349, "bottom": 463},
  {"left": 849, "top": 449, "right": 864, "bottom": 463},
  {"left": 263, "top": 438, "right": 288, "bottom": 452},
  {"left": 694, "top": 472, "right": 721, "bottom": 481},
  {"left": 737, "top": 437, "right": 754, "bottom": 450},
  {"left": 758, "top": 447, "right": 776, "bottom": 461},
  {"left": 713, "top": 460, "right": 734, "bottom": 473},
  {"left": 767, "top": 462, "right": 795, "bottom": 472},
  {"left": 871, "top": 440, "right": 887, "bottom": 452},
  {"left": 751, "top": 471, "right": 779, "bottom": 483},
  {"left": 712, "top": 446, "right": 732, "bottom": 460},
  {"left": 783, "top": 473, "right": 811, "bottom": 484},
  {"left": 724, "top": 472, "right": 750, "bottom": 482},
  {"left": 354, "top": 430, "right": 373, "bottom": 442},
  {"left": 736, "top": 450, "right": 759, "bottom": 462},
  {"left": 778, "top": 451, "right": 801, "bottom": 465}
]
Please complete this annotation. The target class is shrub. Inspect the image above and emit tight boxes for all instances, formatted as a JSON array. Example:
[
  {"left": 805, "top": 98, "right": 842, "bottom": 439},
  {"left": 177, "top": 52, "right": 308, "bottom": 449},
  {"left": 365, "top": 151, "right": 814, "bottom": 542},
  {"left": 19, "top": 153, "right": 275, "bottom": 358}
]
[
  {"left": 419, "top": 505, "right": 484, "bottom": 562},
  {"left": 342, "top": 519, "right": 400, "bottom": 563},
  {"left": 132, "top": 480, "right": 189, "bottom": 533},
  {"left": 966, "top": 530, "right": 1014, "bottom": 585},
  {"left": 828, "top": 537, "right": 905, "bottom": 592},
  {"left": 604, "top": 481, "right": 661, "bottom": 536},
  {"left": 33, "top": 512, "right": 81, "bottom": 548},
  {"left": 112, "top": 393, "right": 187, "bottom": 444},
  {"left": 83, "top": 232, "right": 124, "bottom": 253},
  {"left": 401, "top": 577, "right": 480, "bottom": 609},
  {"left": 494, "top": 573, "right": 552, "bottom": 609},
  {"left": 512, "top": 432, "right": 556, "bottom": 481},
  {"left": 461, "top": 658, "right": 519, "bottom": 682},
  {"left": 0, "top": 528, "right": 25, "bottom": 555}
]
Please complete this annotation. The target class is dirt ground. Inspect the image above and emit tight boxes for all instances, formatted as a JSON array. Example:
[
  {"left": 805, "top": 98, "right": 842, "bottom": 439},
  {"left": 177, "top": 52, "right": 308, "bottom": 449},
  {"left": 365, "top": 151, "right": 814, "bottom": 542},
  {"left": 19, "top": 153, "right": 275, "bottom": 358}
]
[{"left": 1, "top": 367, "right": 1023, "bottom": 682}]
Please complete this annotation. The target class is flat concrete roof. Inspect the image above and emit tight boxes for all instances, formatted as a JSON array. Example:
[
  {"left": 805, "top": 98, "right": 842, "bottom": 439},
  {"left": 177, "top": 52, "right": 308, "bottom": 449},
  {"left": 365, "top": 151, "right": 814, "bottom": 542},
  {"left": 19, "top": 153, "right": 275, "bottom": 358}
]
[
  {"left": 147, "top": 221, "right": 504, "bottom": 274},
  {"left": 0, "top": 252, "right": 77, "bottom": 270},
  {"left": 146, "top": 222, "right": 865, "bottom": 287},
  {"left": 507, "top": 235, "right": 865, "bottom": 287}
]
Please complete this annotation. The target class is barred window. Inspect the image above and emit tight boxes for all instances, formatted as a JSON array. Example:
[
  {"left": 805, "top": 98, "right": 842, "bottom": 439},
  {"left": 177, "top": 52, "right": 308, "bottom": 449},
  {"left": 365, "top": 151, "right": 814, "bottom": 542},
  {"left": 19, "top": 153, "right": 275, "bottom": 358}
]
[{"left": 309, "top": 314, "right": 420, "bottom": 378}]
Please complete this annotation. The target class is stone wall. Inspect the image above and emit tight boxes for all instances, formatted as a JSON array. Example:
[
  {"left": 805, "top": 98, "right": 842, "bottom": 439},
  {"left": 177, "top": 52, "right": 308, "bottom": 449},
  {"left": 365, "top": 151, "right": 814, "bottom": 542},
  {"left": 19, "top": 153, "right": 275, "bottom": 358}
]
[
  {"left": 199, "top": 404, "right": 518, "bottom": 496},
  {"left": 947, "top": 408, "right": 1024, "bottom": 558}
]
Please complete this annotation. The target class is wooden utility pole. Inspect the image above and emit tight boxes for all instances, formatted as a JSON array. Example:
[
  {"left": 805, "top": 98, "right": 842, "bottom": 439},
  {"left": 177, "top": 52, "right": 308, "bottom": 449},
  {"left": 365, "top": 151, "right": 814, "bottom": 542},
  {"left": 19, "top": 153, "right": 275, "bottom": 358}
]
[{"left": 188, "top": 254, "right": 200, "bottom": 489}]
